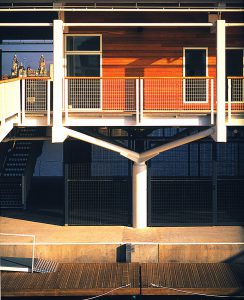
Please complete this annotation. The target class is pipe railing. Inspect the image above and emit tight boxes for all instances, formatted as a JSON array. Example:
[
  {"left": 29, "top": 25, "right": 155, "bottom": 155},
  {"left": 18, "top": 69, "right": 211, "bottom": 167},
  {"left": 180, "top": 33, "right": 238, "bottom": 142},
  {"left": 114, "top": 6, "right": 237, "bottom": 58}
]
[
  {"left": 227, "top": 76, "right": 244, "bottom": 123},
  {"left": 0, "top": 233, "right": 36, "bottom": 273},
  {"left": 22, "top": 77, "right": 51, "bottom": 125}
]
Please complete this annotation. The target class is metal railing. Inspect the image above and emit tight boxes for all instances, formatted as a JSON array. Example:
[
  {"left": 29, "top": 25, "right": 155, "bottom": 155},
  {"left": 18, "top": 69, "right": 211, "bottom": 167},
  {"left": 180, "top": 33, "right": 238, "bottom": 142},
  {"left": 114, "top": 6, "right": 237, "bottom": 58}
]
[
  {"left": 0, "top": 78, "right": 21, "bottom": 125},
  {"left": 64, "top": 76, "right": 214, "bottom": 123},
  {"left": 64, "top": 76, "right": 138, "bottom": 111},
  {"left": 227, "top": 77, "right": 244, "bottom": 123},
  {"left": 22, "top": 77, "right": 51, "bottom": 125},
  {"left": 0, "top": 233, "right": 36, "bottom": 273}
]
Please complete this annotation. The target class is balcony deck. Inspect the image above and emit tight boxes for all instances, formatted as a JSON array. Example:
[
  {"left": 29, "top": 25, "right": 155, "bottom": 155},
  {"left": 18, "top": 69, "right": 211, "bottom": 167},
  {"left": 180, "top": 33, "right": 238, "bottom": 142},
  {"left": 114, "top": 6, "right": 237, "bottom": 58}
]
[{"left": 0, "top": 76, "right": 244, "bottom": 140}]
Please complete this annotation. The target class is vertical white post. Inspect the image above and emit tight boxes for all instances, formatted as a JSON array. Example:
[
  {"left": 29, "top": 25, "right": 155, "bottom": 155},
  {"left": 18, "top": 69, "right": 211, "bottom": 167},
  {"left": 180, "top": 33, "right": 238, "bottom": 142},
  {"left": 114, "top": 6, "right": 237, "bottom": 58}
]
[
  {"left": 140, "top": 78, "right": 144, "bottom": 123},
  {"left": 216, "top": 20, "right": 226, "bottom": 142},
  {"left": 47, "top": 80, "right": 50, "bottom": 125},
  {"left": 211, "top": 78, "right": 214, "bottom": 125},
  {"left": 132, "top": 162, "right": 147, "bottom": 229},
  {"left": 228, "top": 78, "right": 231, "bottom": 123},
  {"left": 52, "top": 20, "right": 65, "bottom": 142},
  {"left": 136, "top": 78, "right": 139, "bottom": 125},
  {"left": 64, "top": 78, "right": 68, "bottom": 124},
  {"left": 21, "top": 79, "right": 25, "bottom": 124}
]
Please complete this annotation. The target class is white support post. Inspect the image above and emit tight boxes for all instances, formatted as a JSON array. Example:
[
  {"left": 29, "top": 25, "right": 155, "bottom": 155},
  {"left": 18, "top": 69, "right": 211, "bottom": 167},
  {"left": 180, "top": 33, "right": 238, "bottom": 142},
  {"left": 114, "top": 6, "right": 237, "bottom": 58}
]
[
  {"left": 52, "top": 19, "right": 65, "bottom": 142},
  {"left": 132, "top": 162, "right": 147, "bottom": 229},
  {"left": 140, "top": 78, "right": 144, "bottom": 123},
  {"left": 228, "top": 78, "right": 232, "bottom": 123},
  {"left": 64, "top": 78, "right": 69, "bottom": 124},
  {"left": 47, "top": 80, "right": 50, "bottom": 125},
  {"left": 136, "top": 79, "right": 139, "bottom": 125},
  {"left": 211, "top": 78, "right": 214, "bottom": 125},
  {"left": 21, "top": 79, "right": 25, "bottom": 124},
  {"left": 216, "top": 20, "right": 227, "bottom": 142}
]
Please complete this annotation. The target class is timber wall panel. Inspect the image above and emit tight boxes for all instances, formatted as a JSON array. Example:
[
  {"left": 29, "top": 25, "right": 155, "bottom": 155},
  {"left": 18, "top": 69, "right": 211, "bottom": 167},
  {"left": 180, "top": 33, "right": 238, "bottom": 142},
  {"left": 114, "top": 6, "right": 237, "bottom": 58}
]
[{"left": 65, "top": 13, "right": 244, "bottom": 110}]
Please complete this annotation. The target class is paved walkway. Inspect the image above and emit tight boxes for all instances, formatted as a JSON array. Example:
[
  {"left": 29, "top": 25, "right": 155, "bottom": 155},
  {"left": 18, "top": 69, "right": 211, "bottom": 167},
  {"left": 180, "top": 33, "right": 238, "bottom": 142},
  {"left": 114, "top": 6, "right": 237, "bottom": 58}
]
[{"left": 1, "top": 215, "right": 244, "bottom": 244}]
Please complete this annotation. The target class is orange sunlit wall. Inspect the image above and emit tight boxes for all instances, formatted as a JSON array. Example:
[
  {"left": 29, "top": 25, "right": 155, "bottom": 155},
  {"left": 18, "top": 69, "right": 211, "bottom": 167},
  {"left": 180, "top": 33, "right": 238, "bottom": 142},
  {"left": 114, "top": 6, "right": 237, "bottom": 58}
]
[{"left": 66, "top": 12, "right": 244, "bottom": 111}]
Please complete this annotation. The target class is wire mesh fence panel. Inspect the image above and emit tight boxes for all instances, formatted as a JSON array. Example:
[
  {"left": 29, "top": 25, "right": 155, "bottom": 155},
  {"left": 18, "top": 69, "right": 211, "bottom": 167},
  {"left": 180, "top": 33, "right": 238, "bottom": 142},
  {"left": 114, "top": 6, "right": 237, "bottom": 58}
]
[
  {"left": 217, "top": 178, "right": 244, "bottom": 225},
  {"left": 66, "top": 159, "right": 132, "bottom": 226},
  {"left": 67, "top": 178, "right": 131, "bottom": 225},
  {"left": 68, "top": 78, "right": 101, "bottom": 110},
  {"left": 228, "top": 78, "right": 244, "bottom": 112},
  {"left": 149, "top": 178, "right": 213, "bottom": 226},
  {"left": 25, "top": 79, "right": 48, "bottom": 112},
  {"left": 102, "top": 78, "right": 137, "bottom": 111},
  {"left": 143, "top": 77, "right": 213, "bottom": 111},
  {"left": 66, "top": 78, "right": 137, "bottom": 111}
]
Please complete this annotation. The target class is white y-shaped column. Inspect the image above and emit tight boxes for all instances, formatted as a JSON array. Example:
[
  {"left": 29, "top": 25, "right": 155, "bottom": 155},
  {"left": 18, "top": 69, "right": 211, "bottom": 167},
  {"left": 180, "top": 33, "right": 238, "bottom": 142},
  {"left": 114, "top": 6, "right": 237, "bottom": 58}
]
[
  {"left": 133, "top": 162, "right": 147, "bottom": 228},
  {"left": 63, "top": 127, "right": 214, "bottom": 229}
]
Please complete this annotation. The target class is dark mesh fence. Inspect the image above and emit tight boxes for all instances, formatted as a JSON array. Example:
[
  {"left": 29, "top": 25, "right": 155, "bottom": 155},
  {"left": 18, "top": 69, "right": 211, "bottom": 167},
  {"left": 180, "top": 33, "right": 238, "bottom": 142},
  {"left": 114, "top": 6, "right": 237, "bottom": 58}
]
[
  {"left": 149, "top": 140, "right": 244, "bottom": 226},
  {"left": 65, "top": 146, "right": 132, "bottom": 226}
]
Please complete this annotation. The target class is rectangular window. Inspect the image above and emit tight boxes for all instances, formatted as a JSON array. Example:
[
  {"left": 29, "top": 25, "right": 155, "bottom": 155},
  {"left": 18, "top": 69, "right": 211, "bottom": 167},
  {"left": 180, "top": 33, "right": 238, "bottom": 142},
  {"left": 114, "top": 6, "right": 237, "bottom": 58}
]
[
  {"left": 184, "top": 48, "right": 208, "bottom": 102},
  {"left": 66, "top": 36, "right": 101, "bottom": 52},
  {"left": 65, "top": 35, "right": 102, "bottom": 110},
  {"left": 67, "top": 55, "right": 100, "bottom": 77},
  {"left": 226, "top": 49, "right": 244, "bottom": 102}
]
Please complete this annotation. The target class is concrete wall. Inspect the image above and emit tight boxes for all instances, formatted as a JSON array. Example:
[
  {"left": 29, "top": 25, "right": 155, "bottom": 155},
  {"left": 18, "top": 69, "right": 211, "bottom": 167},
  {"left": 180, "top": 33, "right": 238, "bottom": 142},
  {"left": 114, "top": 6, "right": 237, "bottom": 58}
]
[{"left": 1, "top": 244, "right": 244, "bottom": 263}]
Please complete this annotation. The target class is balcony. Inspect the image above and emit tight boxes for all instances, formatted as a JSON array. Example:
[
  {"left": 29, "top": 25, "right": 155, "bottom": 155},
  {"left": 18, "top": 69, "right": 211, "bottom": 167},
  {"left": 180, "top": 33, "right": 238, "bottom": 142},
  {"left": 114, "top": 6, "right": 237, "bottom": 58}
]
[{"left": 0, "top": 76, "right": 244, "bottom": 136}]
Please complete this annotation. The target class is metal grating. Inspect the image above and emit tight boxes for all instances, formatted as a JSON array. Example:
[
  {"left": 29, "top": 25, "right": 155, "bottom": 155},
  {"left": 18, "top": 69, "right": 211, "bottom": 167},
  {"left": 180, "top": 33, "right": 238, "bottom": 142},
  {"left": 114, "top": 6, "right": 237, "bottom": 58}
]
[
  {"left": 217, "top": 178, "right": 244, "bottom": 225},
  {"left": 25, "top": 79, "right": 48, "bottom": 112},
  {"left": 141, "top": 263, "right": 244, "bottom": 291},
  {"left": 149, "top": 140, "right": 244, "bottom": 226},
  {"left": 33, "top": 258, "right": 59, "bottom": 273},
  {"left": 149, "top": 178, "right": 213, "bottom": 225},
  {"left": 67, "top": 176, "right": 131, "bottom": 225}
]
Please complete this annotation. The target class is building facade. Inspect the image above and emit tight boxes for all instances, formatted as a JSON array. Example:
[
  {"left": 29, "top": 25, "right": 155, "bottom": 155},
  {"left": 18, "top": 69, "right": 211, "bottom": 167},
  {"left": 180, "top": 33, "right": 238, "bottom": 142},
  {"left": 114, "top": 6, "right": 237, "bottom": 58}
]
[{"left": 0, "top": 0, "right": 243, "bottom": 228}]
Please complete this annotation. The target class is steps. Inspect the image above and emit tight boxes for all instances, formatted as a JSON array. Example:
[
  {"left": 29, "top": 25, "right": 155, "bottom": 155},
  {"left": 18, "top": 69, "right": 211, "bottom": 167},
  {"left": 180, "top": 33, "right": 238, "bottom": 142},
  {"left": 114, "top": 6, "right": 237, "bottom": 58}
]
[{"left": 0, "top": 127, "right": 45, "bottom": 208}]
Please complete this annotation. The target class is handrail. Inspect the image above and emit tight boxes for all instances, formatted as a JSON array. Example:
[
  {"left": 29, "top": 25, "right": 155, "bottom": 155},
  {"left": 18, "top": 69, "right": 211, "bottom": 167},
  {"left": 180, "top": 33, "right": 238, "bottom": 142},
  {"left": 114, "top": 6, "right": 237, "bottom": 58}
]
[
  {"left": 65, "top": 76, "right": 139, "bottom": 79},
  {"left": 0, "top": 232, "right": 36, "bottom": 273},
  {"left": 23, "top": 77, "right": 51, "bottom": 80},
  {"left": 227, "top": 76, "right": 244, "bottom": 79},
  {"left": 140, "top": 76, "right": 215, "bottom": 79},
  {"left": 0, "top": 77, "right": 21, "bottom": 84},
  {"left": 65, "top": 76, "right": 215, "bottom": 79}
]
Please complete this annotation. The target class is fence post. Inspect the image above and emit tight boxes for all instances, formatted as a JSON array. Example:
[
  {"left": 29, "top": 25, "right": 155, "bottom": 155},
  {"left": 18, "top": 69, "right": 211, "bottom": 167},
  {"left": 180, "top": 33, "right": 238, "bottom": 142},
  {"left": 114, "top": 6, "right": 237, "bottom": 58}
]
[
  {"left": 211, "top": 78, "right": 214, "bottom": 125},
  {"left": 136, "top": 78, "right": 139, "bottom": 125},
  {"left": 228, "top": 78, "right": 231, "bottom": 124},
  {"left": 47, "top": 79, "right": 51, "bottom": 125},
  {"left": 21, "top": 79, "right": 25, "bottom": 124},
  {"left": 140, "top": 78, "right": 144, "bottom": 123}
]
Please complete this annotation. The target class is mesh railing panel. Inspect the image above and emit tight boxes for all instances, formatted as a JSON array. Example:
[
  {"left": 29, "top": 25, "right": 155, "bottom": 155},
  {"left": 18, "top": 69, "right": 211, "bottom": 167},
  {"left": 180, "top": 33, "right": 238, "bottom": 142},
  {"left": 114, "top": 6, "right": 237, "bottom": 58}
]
[
  {"left": 143, "top": 78, "right": 213, "bottom": 111},
  {"left": 228, "top": 78, "right": 244, "bottom": 112},
  {"left": 67, "top": 78, "right": 137, "bottom": 111},
  {"left": 25, "top": 79, "right": 48, "bottom": 112},
  {"left": 68, "top": 79, "right": 101, "bottom": 110}
]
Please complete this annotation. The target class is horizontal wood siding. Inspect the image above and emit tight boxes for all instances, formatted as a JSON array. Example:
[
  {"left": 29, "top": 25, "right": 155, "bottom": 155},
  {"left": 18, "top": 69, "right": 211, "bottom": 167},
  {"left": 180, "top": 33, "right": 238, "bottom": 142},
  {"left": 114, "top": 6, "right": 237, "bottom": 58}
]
[{"left": 66, "top": 13, "right": 244, "bottom": 111}]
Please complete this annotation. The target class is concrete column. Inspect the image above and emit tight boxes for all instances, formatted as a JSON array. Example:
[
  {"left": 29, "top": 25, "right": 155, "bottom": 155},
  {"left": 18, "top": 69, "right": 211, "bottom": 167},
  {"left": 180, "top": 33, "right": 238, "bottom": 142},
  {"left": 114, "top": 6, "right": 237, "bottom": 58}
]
[
  {"left": 132, "top": 162, "right": 147, "bottom": 229},
  {"left": 216, "top": 20, "right": 227, "bottom": 142},
  {"left": 52, "top": 20, "right": 65, "bottom": 143}
]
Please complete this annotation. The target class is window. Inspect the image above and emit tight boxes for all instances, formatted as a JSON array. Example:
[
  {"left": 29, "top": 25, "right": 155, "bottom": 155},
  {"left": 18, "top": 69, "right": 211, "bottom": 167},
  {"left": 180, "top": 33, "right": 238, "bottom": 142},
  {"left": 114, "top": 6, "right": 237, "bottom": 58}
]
[
  {"left": 183, "top": 48, "right": 208, "bottom": 102},
  {"left": 226, "top": 49, "right": 244, "bottom": 102},
  {"left": 65, "top": 35, "right": 102, "bottom": 109}
]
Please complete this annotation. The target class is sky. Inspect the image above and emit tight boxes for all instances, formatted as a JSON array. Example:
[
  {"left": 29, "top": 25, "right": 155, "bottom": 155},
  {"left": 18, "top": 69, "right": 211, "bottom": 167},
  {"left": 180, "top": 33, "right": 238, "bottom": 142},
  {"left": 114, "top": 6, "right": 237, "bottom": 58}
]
[{"left": 0, "top": 40, "right": 53, "bottom": 76}]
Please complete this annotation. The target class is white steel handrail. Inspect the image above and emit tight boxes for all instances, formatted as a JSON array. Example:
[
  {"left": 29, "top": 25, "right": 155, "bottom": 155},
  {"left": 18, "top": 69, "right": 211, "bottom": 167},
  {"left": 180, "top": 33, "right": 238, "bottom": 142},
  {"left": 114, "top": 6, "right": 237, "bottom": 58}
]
[
  {"left": 228, "top": 78, "right": 232, "bottom": 123},
  {"left": 0, "top": 233, "right": 36, "bottom": 273}
]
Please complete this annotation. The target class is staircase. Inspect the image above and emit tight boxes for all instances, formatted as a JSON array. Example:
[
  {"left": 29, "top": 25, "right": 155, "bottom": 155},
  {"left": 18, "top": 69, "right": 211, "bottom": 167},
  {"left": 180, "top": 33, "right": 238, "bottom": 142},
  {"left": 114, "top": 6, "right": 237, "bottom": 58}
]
[{"left": 0, "top": 127, "right": 45, "bottom": 208}]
